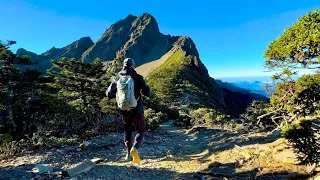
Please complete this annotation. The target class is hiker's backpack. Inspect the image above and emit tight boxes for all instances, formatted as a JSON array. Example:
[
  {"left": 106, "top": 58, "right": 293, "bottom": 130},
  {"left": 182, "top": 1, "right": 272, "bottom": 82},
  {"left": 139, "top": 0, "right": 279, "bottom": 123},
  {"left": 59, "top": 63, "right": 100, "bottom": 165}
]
[{"left": 116, "top": 75, "right": 137, "bottom": 110}]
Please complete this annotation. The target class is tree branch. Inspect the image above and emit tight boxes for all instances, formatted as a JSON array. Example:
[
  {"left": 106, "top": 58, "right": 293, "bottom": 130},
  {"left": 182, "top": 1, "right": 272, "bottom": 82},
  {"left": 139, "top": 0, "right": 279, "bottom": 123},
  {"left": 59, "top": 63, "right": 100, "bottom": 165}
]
[{"left": 257, "top": 108, "right": 282, "bottom": 120}]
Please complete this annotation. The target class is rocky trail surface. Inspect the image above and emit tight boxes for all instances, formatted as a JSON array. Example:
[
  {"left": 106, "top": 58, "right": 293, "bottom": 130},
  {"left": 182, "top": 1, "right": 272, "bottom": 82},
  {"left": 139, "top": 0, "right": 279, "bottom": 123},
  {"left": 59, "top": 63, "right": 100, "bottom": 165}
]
[{"left": 0, "top": 121, "right": 314, "bottom": 180}]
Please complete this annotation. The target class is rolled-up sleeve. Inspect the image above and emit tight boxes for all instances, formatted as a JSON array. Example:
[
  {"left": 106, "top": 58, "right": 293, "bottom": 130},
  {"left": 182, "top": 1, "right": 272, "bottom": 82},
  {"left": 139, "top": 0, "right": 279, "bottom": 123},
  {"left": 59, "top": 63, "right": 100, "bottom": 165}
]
[
  {"left": 106, "top": 77, "right": 118, "bottom": 99},
  {"left": 141, "top": 78, "right": 151, "bottom": 97}
]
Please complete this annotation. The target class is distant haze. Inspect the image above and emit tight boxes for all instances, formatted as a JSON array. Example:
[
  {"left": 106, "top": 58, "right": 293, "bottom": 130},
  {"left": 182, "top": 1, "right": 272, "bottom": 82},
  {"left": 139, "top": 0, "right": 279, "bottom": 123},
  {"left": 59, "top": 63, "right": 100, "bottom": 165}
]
[
  {"left": 217, "top": 75, "right": 307, "bottom": 98},
  {"left": 217, "top": 76, "right": 273, "bottom": 83}
]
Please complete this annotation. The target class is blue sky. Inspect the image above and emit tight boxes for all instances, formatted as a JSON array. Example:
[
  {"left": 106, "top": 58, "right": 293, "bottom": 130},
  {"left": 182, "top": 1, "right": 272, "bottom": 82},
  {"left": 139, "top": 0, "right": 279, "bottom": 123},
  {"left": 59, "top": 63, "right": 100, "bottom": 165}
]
[{"left": 1, "top": 0, "right": 319, "bottom": 78}]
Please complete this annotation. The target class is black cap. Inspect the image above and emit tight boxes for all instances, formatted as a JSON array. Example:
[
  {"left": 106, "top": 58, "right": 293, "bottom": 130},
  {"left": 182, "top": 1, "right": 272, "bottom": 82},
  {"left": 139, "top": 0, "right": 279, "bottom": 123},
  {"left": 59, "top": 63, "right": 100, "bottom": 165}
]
[{"left": 123, "top": 58, "right": 135, "bottom": 68}]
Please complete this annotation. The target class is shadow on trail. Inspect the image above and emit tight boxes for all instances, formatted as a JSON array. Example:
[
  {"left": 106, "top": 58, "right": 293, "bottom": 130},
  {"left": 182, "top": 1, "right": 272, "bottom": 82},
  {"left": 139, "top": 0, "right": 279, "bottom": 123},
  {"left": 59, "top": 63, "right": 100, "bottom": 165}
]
[
  {"left": 0, "top": 163, "right": 37, "bottom": 180},
  {"left": 0, "top": 162, "right": 182, "bottom": 180},
  {"left": 0, "top": 161, "right": 310, "bottom": 180},
  {"left": 184, "top": 162, "right": 310, "bottom": 180},
  {"left": 144, "top": 121, "right": 280, "bottom": 162}
]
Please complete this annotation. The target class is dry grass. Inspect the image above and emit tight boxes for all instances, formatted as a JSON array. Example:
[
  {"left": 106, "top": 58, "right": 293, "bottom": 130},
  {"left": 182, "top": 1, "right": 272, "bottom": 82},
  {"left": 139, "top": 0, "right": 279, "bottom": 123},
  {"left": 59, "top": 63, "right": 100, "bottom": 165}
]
[{"left": 135, "top": 51, "right": 174, "bottom": 78}]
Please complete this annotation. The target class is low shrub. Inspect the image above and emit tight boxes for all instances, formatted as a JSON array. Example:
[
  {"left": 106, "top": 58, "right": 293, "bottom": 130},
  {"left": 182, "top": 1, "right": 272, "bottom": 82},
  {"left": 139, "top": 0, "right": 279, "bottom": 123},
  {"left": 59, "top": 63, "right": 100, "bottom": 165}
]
[
  {"left": 0, "top": 133, "right": 12, "bottom": 150},
  {"left": 189, "top": 108, "right": 231, "bottom": 127},
  {"left": 282, "top": 118, "right": 320, "bottom": 164},
  {"left": 240, "top": 100, "right": 274, "bottom": 128},
  {"left": 144, "top": 108, "right": 168, "bottom": 130},
  {"left": 43, "top": 136, "right": 79, "bottom": 148}
]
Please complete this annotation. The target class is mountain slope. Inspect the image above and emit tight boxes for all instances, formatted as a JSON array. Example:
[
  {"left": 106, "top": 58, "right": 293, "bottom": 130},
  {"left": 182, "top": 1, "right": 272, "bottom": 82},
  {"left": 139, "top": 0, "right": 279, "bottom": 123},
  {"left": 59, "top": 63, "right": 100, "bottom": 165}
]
[
  {"left": 16, "top": 37, "right": 94, "bottom": 71},
  {"left": 222, "top": 88, "right": 257, "bottom": 115},
  {"left": 145, "top": 36, "right": 229, "bottom": 114},
  {"left": 229, "top": 80, "right": 271, "bottom": 98},
  {"left": 135, "top": 50, "right": 174, "bottom": 78},
  {"left": 215, "top": 79, "right": 269, "bottom": 101},
  {"left": 143, "top": 38, "right": 264, "bottom": 116}
]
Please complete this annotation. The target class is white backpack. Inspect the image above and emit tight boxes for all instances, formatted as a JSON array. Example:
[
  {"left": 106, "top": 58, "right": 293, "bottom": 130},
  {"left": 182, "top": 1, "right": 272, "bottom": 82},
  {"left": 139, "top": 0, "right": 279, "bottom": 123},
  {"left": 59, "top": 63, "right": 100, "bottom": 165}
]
[{"left": 116, "top": 75, "right": 138, "bottom": 110}]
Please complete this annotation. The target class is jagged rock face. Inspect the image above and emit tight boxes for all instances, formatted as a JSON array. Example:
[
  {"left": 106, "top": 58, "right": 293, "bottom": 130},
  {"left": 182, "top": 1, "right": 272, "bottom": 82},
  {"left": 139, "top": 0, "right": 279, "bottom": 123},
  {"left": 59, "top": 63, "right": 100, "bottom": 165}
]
[
  {"left": 81, "top": 13, "right": 178, "bottom": 66},
  {"left": 16, "top": 37, "right": 94, "bottom": 71},
  {"left": 81, "top": 15, "right": 137, "bottom": 63}
]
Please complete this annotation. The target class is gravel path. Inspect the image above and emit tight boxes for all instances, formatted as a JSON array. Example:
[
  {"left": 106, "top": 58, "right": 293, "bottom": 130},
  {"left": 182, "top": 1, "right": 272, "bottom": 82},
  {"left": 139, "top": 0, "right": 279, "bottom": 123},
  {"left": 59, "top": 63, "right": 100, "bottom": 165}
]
[{"left": 0, "top": 121, "right": 310, "bottom": 180}]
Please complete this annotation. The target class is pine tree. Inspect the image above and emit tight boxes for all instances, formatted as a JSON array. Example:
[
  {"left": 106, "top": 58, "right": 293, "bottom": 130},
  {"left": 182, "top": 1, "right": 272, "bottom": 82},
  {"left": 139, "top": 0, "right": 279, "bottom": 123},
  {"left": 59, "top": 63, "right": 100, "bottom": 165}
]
[
  {"left": 0, "top": 40, "right": 33, "bottom": 133},
  {"left": 48, "top": 57, "right": 108, "bottom": 112},
  {"left": 264, "top": 9, "right": 320, "bottom": 72}
]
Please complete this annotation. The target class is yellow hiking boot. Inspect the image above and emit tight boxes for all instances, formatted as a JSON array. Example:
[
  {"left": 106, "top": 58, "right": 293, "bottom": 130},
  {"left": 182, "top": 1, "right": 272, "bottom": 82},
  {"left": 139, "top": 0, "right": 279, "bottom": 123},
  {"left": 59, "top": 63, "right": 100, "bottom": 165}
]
[{"left": 130, "top": 147, "right": 141, "bottom": 164}]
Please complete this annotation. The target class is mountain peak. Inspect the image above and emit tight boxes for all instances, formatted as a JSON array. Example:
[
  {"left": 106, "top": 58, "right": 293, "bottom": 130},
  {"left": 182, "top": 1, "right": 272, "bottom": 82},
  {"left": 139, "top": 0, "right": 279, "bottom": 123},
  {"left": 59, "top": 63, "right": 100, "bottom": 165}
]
[
  {"left": 16, "top": 48, "right": 38, "bottom": 62},
  {"left": 78, "top": 36, "right": 93, "bottom": 42},
  {"left": 140, "top": 12, "right": 153, "bottom": 18},
  {"left": 81, "top": 13, "right": 162, "bottom": 64},
  {"left": 138, "top": 13, "right": 157, "bottom": 23},
  {"left": 72, "top": 37, "right": 94, "bottom": 49},
  {"left": 16, "top": 48, "right": 30, "bottom": 54},
  {"left": 125, "top": 14, "right": 137, "bottom": 20},
  {"left": 131, "top": 12, "right": 159, "bottom": 33},
  {"left": 174, "top": 36, "right": 199, "bottom": 57}
]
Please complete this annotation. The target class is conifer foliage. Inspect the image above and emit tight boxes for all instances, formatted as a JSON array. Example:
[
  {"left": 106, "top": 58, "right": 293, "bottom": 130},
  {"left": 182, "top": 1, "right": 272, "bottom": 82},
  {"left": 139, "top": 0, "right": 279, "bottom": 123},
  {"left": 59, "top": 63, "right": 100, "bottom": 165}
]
[
  {"left": 0, "top": 40, "right": 34, "bottom": 135},
  {"left": 48, "top": 57, "right": 108, "bottom": 112}
]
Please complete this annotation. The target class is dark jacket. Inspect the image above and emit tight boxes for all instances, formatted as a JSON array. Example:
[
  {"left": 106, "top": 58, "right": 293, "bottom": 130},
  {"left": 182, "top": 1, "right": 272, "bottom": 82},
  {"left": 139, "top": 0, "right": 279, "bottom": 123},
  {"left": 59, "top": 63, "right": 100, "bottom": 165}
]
[{"left": 106, "top": 67, "right": 151, "bottom": 113}]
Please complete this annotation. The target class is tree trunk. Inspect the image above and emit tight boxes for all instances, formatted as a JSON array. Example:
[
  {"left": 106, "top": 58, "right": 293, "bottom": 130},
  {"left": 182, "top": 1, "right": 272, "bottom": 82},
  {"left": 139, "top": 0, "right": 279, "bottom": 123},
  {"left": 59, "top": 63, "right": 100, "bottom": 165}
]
[
  {"left": 6, "top": 68, "right": 16, "bottom": 133},
  {"left": 79, "top": 81, "right": 86, "bottom": 110}
]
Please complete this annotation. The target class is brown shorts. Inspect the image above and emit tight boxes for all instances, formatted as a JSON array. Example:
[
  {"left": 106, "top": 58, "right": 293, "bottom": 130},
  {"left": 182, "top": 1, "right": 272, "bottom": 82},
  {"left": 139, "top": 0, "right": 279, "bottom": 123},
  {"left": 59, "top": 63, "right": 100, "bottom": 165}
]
[{"left": 121, "top": 111, "right": 146, "bottom": 132}]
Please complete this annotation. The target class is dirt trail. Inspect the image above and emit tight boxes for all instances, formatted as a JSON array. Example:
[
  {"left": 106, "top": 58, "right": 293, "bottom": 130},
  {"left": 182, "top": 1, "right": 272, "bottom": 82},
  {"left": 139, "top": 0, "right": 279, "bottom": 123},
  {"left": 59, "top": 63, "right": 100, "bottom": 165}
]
[{"left": 0, "top": 121, "right": 311, "bottom": 180}]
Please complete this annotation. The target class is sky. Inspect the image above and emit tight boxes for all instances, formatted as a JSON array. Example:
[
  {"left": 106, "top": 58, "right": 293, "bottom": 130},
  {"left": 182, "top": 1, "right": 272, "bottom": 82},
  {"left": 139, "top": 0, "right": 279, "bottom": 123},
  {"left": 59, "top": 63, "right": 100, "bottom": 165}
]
[{"left": 1, "top": 0, "right": 319, "bottom": 78}]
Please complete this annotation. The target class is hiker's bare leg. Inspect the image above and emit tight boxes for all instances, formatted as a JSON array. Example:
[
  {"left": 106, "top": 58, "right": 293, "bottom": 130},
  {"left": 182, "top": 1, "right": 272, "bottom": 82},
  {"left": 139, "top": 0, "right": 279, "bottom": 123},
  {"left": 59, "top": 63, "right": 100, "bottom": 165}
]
[
  {"left": 133, "top": 112, "right": 146, "bottom": 149},
  {"left": 133, "top": 130, "right": 145, "bottom": 149},
  {"left": 122, "top": 111, "right": 134, "bottom": 154},
  {"left": 130, "top": 112, "right": 146, "bottom": 164},
  {"left": 124, "top": 130, "right": 132, "bottom": 153}
]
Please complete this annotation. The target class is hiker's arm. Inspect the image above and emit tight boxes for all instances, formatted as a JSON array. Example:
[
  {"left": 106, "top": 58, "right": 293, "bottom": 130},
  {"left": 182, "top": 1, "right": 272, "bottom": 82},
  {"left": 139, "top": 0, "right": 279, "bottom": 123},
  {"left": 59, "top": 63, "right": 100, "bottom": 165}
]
[
  {"left": 141, "top": 78, "right": 151, "bottom": 97},
  {"left": 106, "top": 77, "right": 118, "bottom": 99}
]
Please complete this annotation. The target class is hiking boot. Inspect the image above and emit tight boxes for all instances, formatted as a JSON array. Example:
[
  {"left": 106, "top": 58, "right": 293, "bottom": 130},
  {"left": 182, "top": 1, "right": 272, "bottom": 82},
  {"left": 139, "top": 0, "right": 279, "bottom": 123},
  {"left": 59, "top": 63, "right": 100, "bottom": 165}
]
[
  {"left": 125, "top": 153, "right": 132, "bottom": 161},
  {"left": 130, "top": 147, "right": 141, "bottom": 164}
]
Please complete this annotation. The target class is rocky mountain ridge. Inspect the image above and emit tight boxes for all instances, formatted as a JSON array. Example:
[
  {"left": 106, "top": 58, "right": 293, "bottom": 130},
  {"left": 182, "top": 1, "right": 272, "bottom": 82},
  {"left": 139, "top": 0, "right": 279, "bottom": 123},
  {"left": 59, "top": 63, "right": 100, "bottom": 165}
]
[
  {"left": 16, "top": 37, "right": 94, "bottom": 71},
  {"left": 16, "top": 12, "right": 267, "bottom": 115}
]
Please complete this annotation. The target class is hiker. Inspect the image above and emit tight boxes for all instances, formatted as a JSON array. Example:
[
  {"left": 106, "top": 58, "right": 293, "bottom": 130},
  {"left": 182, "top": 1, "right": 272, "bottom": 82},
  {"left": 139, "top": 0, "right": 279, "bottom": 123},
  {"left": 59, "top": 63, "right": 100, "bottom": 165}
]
[{"left": 106, "top": 58, "right": 151, "bottom": 164}]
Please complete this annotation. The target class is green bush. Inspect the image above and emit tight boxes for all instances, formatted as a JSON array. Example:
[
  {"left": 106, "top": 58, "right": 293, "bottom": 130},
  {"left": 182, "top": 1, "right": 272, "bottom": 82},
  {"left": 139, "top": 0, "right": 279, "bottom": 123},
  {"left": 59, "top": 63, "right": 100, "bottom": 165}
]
[
  {"left": 99, "top": 97, "right": 120, "bottom": 116},
  {"left": 189, "top": 108, "right": 231, "bottom": 127},
  {"left": 174, "top": 114, "right": 191, "bottom": 127},
  {"left": 282, "top": 118, "right": 320, "bottom": 164},
  {"left": 43, "top": 136, "right": 79, "bottom": 148},
  {"left": 294, "top": 83, "right": 320, "bottom": 117},
  {"left": 144, "top": 108, "right": 167, "bottom": 130},
  {"left": 241, "top": 100, "right": 273, "bottom": 127},
  {"left": 144, "top": 95, "right": 179, "bottom": 119},
  {"left": 0, "top": 134, "right": 12, "bottom": 149}
]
